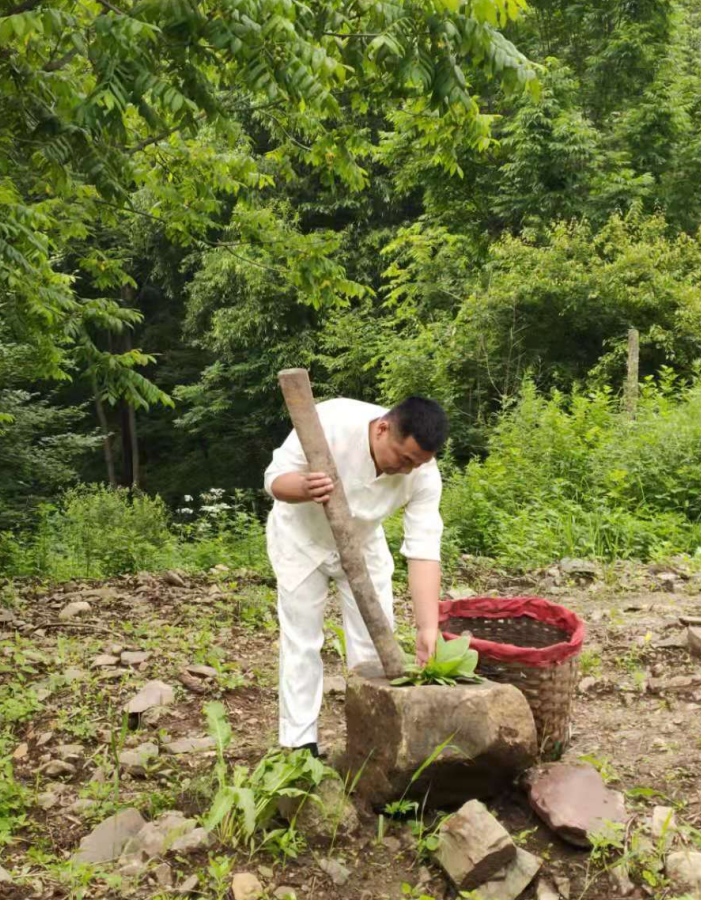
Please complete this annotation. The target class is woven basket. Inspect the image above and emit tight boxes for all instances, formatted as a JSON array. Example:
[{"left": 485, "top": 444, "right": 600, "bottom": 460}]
[{"left": 440, "top": 596, "right": 585, "bottom": 754}]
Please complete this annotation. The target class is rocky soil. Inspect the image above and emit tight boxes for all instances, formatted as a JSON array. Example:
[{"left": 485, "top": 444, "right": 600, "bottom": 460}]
[{"left": 0, "top": 557, "right": 700, "bottom": 900}]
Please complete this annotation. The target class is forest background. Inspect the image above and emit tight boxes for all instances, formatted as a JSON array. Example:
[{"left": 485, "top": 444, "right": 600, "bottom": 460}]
[{"left": 3, "top": 0, "right": 701, "bottom": 581}]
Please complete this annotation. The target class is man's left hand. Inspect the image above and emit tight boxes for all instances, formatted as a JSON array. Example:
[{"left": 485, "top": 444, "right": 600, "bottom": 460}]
[{"left": 416, "top": 626, "right": 438, "bottom": 666}]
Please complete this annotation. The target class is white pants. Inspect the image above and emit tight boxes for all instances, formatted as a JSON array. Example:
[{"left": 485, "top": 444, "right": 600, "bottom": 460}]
[{"left": 278, "top": 550, "right": 394, "bottom": 747}]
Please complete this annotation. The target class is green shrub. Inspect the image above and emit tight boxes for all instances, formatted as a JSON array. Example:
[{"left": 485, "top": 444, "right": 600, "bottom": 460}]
[{"left": 442, "top": 374, "right": 701, "bottom": 567}]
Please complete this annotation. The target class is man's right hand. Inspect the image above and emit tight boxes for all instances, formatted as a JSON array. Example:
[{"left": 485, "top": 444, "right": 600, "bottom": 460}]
[
  {"left": 271, "top": 471, "right": 335, "bottom": 504},
  {"left": 302, "top": 472, "right": 335, "bottom": 504}
]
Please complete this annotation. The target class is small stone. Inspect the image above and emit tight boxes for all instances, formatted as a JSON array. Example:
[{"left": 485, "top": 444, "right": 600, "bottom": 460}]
[
  {"left": 163, "top": 570, "right": 186, "bottom": 588},
  {"left": 142, "top": 705, "right": 169, "bottom": 727},
  {"left": 666, "top": 850, "right": 701, "bottom": 896},
  {"left": 39, "top": 760, "right": 76, "bottom": 777},
  {"left": 383, "top": 836, "right": 401, "bottom": 854},
  {"left": 63, "top": 666, "right": 85, "bottom": 682},
  {"left": 59, "top": 601, "right": 91, "bottom": 621},
  {"left": 37, "top": 731, "right": 53, "bottom": 747},
  {"left": 125, "top": 680, "right": 175, "bottom": 714},
  {"left": 524, "top": 763, "right": 628, "bottom": 848},
  {"left": 578, "top": 677, "right": 597, "bottom": 693},
  {"left": 609, "top": 863, "right": 635, "bottom": 896},
  {"left": 559, "top": 558, "right": 598, "bottom": 577},
  {"left": 163, "top": 736, "right": 216, "bottom": 755},
  {"left": 108, "top": 643, "right": 125, "bottom": 655},
  {"left": 56, "top": 743, "right": 83, "bottom": 762},
  {"left": 73, "top": 808, "right": 146, "bottom": 863},
  {"left": 185, "top": 664, "right": 218, "bottom": 678},
  {"left": 118, "top": 857, "right": 147, "bottom": 878},
  {"left": 447, "top": 585, "right": 477, "bottom": 600},
  {"left": 0, "top": 866, "right": 12, "bottom": 883},
  {"left": 154, "top": 863, "right": 173, "bottom": 887},
  {"left": 651, "top": 806, "right": 677, "bottom": 844},
  {"left": 258, "top": 866, "right": 274, "bottom": 880},
  {"left": 552, "top": 874, "right": 570, "bottom": 899},
  {"left": 178, "top": 669, "right": 208, "bottom": 693},
  {"left": 118, "top": 741, "right": 159, "bottom": 775},
  {"left": 536, "top": 877, "right": 560, "bottom": 900},
  {"left": 319, "top": 858, "right": 351, "bottom": 886},
  {"left": 69, "top": 798, "right": 97, "bottom": 814},
  {"left": 210, "top": 564, "right": 229, "bottom": 573},
  {"left": 37, "top": 791, "right": 60, "bottom": 810},
  {"left": 170, "top": 827, "right": 212, "bottom": 854},
  {"left": 121, "top": 651, "right": 152, "bottom": 666},
  {"left": 475, "top": 848, "right": 542, "bottom": 900},
  {"left": 323, "top": 675, "right": 346, "bottom": 696},
  {"left": 274, "top": 888, "right": 297, "bottom": 900},
  {"left": 12, "top": 742, "right": 28, "bottom": 760},
  {"left": 432, "top": 799, "right": 515, "bottom": 891},
  {"left": 688, "top": 627, "right": 701, "bottom": 659},
  {"left": 177, "top": 874, "right": 199, "bottom": 895},
  {"left": 92, "top": 654, "right": 120, "bottom": 668},
  {"left": 231, "top": 872, "right": 264, "bottom": 900}
]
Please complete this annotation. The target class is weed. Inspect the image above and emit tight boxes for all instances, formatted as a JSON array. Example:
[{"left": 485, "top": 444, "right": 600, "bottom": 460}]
[
  {"left": 578, "top": 754, "right": 619, "bottom": 784},
  {"left": 579, "top": 649, "right": 603, "bottom": 677}
]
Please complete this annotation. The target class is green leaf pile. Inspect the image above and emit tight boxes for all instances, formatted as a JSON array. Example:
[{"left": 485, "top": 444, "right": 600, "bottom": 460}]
[{"left": 392, "top": 634, "right": 483, "bottom": 687}]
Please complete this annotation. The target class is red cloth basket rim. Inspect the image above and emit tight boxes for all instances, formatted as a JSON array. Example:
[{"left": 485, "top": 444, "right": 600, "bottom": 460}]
[{"left": 439, "top": 596, "right": 585, "bottom": 668}]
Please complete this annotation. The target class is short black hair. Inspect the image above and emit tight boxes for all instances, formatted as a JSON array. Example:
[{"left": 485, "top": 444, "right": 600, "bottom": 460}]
[{"left": 387, "top": 397, "right": 449, "bottom": 453}]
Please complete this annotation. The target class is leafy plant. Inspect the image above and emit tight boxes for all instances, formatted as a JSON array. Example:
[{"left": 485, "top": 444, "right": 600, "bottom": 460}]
[{"left": 392, "top": 635, "right": 482, "bottom": 687}]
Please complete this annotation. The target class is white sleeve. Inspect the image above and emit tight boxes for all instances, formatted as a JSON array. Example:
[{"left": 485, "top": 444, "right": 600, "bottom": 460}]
[
  {"left": 400, "top": 464, "right": 443, "bottom": 562},
  {"left": 263, "top": 428, "right": 309, "bottom": 497}
]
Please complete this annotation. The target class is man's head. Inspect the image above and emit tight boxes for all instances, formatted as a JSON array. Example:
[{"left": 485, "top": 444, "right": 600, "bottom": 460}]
[{"left": 371, "top": 397, "right": 448, "bottom": 476}]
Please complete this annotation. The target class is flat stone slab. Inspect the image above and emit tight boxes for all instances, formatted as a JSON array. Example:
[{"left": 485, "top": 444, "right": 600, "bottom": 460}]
[
  {"left": 433, "top": 800, "right": 515, "bottom": 891},
  {"left": 73, "top": 808, "right": 146, "bottom": 863},
  {"left": 124, "top": 680, "right": 175, "bottom": 714},
  {"left": 345, "top": 663, "right": 537, "bottom": 806},
  {"left": 523, "top": 763, "right": 627, "bottom": 847}
]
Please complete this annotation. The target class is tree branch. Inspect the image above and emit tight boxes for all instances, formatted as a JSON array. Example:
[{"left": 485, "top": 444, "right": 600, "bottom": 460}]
[
  {"left": 94, "top": 0, "right": 126, "bottom": 14},
  {"left": 44, "top": 48, "right": 79, "bottom": 71},
  {"left": 5, "top": 0, "right": 43, "bottom": 15}
]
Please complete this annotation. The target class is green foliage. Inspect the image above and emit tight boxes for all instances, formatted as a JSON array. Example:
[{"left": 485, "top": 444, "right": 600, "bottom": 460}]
[
  {"left": 442, "top": 373, "right": 701, "bottom": 567},
  {"left": 392, "top": 634, "right": 482, "bottom": 686},
  {"left": 203, "top": 700, "right": 336, "bottom": 857}
]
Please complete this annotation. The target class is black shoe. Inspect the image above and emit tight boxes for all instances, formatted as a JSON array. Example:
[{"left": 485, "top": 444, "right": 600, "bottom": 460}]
[{"left": 294, "top": 741, "right": 320, "bottom": 758}]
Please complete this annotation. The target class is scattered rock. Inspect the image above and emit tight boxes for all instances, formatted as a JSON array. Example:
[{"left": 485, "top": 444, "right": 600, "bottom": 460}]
[
  {"left": 278, "top": 777, "right": 359, "bottom": 843},
  {"left": 58, "top": 601, "right": 91, "bottom": 621},
  {"left": 323, "top": 675, "right": 346, "bottom": 696},
  {"left": 178, "top": 669, "right": 208, "bottom": 694},
  {"left": 125, "top": 680, "right": 175, "bottom": 714},
  {"left": 177, "top": 873, "right": 199, "bottom": 895},
  {"left": 609, "top": 863, "right": 635, "bottom": 896},
  {"left": 648, "top": 674, "right": 701, "bottom": 694},
  {"left": 118, "top": 741, "right": 159, "bottom": 775},
  {"left": 163, "top": 736, "right": 216, "bottom": 755},
  {"left": 154, "top": 862, "right": 173, "bottom": 887},
  {"left": 258, "top": 866, "right": 274, "bottom": 880},
  {"left": 12, "top": 742, "right": 28, "bottom": 760},
  {"left": 536, "top": 877, "right": 560, "bottom": 900},
  {"left": 273, "top": 887, "right": 297, "bottom": 900},
  {"left": 383, "top": 835, "right": 401, "bottom": 854},
  {"left": 39, "top": 760, "right": 76, "bottom": 777},
  {"left": 474, "top": 848, "right": 541, "bottom": 900},
  {"left": 666, "top": 850, "right": 701, "bottom": 896},
  {"left": 0, "top": 866, "right": 12, "bottom": 883},
  {"left": 346, "top": 664, "right": 536, "bottom": 806},
  {"left": 118, "top": 857, "right": 148, "bottom": 878},
  {"left": 185, "top": 663, "right": 218, "bottom": 679},
  {"left": 210, "top": 563, "right": 229, "bottom": 574},
  {"left": 231, "top": 872, "right": 264, "bottom": 900},
  {"left": 523, "top": 763, "right": 627, "bottom": 848},
  {"left": 92, "top": 654, "right": 120, "bottom": 668},
  {"left": 559, "top": 558, "right": 598, "bottom": 578},
  {"left": 36, "top": 731, "right": 53, "bottom": 747},
  {"left": 170, "top": 827, "right": 212, "bottom": 854},
  {"left": 142, "top": 705, "right": 169, "bottom": 727},
  {"left": 688, "top": 627, "right": 701, "bottom": 659},
  {"left": 37, "top": 791, "right": 61, "bottom": 810},
  {"left": 56, "top": 743, "right": 83, "bottom": 762},
  {"left": 69, "top": 798, "right": 97, "bottom": 814},
  {"left": 108, "top": 643, "right": 125, "bottom": 655},
  {"left": 432, "top": 799, "right": 515, "bottom": 891},
  {"left": 163, "top": 570, "right": 186, "bottom": 588},
  {"left": 63, "top": 666, "right": 85, "bottom": 682},
  {"left": 121, "top": 651, "right": 152, "bottom": 666},
  {"left": 319, "top": 858, "right": 351, "bottom": 886},
  {"left": 447, "top": 585, "right": 477, "bottom": 600},
  {"left": 73, "top": 808, "right": 147, "bottom": 863},
  {"left": 578, "top": 676, "right": 597, "bottom": 693},
  {"left": 651, "top": 805, "right": 677, "bottom": 845}
]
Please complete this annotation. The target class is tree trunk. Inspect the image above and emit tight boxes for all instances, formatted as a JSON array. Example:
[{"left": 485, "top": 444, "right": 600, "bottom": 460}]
[
  {"left": 625, "top": 327, "right": 640, "bottom": 419},
  {"left": 129, "top": 403, "right": 139, "bottom": 489},
  {"left": 278, "top": 368, "right": 406, "bottom": 680},
  {"left": 93, "top": 377, "right": 117, "bottom": 487}
]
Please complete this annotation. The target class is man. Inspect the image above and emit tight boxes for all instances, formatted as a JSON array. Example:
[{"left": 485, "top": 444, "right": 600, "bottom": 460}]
[{"left": 264, "top": 395, "right": 448, "bottom": 756}]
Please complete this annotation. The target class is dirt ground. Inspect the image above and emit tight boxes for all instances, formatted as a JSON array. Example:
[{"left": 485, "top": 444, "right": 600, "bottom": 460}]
[{"left": 0, "top": 557, "right": 700, "bottom": 900}]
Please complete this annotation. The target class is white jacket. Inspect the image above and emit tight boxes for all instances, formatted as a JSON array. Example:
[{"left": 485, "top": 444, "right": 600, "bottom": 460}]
[{"left": 264, "top": 398, "right": 443, "bottom": 590}]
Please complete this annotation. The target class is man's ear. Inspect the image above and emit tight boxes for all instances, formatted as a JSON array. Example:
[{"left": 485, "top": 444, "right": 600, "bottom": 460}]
[{"left": 376, "top": 418, "right": 390, "bottom": 437}]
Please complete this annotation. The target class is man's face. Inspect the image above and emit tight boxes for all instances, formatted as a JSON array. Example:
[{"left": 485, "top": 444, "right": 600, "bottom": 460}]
[{"left": 374, "top": 420, "right": 434, "bottom": 475}]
